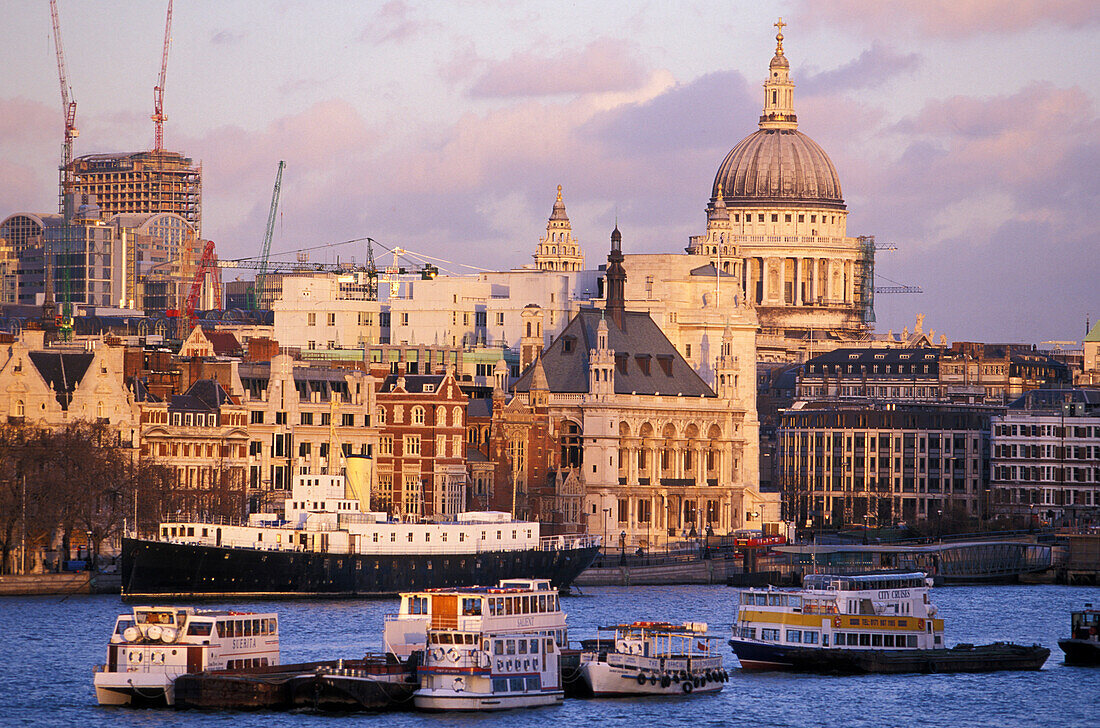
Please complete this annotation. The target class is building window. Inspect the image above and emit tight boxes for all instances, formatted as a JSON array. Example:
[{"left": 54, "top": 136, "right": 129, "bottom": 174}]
[
  {"left": 275, "top": 411, "right": 287, "bottom": 425},
  {"left": 496, "top": 312, "right": 505, "bottom": 326},
  {"left": 379, "top": 436, "right": 393, "bottom": 455},
  {"left": 327, "top": 313, "right": 336, "bottom": 326},
  {"left": 308, "top": 313, "right": 316, "bottom": 326},
  {"left": 342, "top": 413, "right": 355, "bottom": 427},
  {"left": 404, "top": 435, "right": 421, "bottom": 456},
  {"left": 300, "top": 412, "right": 313, "bottom": 426},
  {"left": 376, "top": 407, "right": 386, "bottom": 425},
  {"left": 412, "top": 406, "right": 425, "bottom": 425}
]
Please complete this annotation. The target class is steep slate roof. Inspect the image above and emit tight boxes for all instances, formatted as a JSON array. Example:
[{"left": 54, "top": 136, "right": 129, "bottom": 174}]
[
  {"left": 514, "top": 308, "right": 714, "bottom": 397},
  {"left": 169, "top": 379, "right": 232, "bottom": 412},
  {"left": 379, "top": 373, "right": 448, "bottom": 394},
  {"left": 28, "top": 351, "right": 95, "bottom": 410}
]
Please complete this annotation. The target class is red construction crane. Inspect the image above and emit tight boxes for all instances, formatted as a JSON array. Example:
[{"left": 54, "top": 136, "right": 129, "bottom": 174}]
[
  {"left": 49, "top": 0, "right": 79, "bottom": 207},
  {"left": 152, "top": 0, "right": 173, "bottom": 152},
  {"left": 183, "top": 240, "right": 222, "bottom": 332}
]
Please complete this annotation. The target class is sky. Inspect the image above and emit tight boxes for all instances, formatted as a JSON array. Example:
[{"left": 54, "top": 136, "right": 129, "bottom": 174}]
[{"left": 1, "top": 0, "right": 1098, "bottom": 344}]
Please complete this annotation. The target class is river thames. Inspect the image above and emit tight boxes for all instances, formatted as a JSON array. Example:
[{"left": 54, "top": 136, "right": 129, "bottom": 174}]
[{"left": 0, "top": 583, "right": 1095, "bottom": 727}]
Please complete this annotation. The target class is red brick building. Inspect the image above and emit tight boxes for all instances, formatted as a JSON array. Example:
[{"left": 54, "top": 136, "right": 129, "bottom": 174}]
[{"left": 375, "top": 369, "right": 468, "bottom": 520}]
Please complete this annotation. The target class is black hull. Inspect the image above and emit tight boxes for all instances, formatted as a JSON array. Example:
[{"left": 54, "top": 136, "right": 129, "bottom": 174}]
[
  {"left": 288, "top": 674, "right": 418, "bottom": 711},
  {"left": 729, "top": 639, "right": 1049, "bottom": 674},
  {"left": 121, "top": 538, "right": 599, "bottom": 599},
  {"left": 1059, "top": 639, "right": 1100, "bottom": 666}
]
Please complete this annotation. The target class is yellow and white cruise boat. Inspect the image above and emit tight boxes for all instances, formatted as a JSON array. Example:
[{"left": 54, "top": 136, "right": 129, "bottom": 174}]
[
  {"left": 94, "top": 606, "right": 279, "bottom": 706},
  {"left": 383, "top": 578, "right": 567, "bottom": 711},
  {"left": 579, "top": 621, "right": 727, "bottom": 696},
  {"left": 730, "top": 572, "right": 1048, "bottom": 673}
]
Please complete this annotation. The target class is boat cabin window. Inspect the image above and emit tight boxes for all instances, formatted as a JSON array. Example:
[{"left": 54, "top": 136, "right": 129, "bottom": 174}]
[
  {"left": 136, "top": 610, "right": 176, "bottom": 626},
  {"left": 506, "top": 639, "right": 516, "bottom": 655},
  {"left": 494, "top": 640, "right": 504, "bottom": 655},
  {"left": 187, "top": 622, "right": 213, "bottom": 637},
  {"left": 461, "top": 598, "right": 482, "bottom": 616},
  {"left": 114, "top": 618, "right": 134, "bottom": 635},
  {"left": 408, "top": 596, "right": 428, "bottom": 614},
  {"left": 518, "top": 640, "right": 527, "bottom": 654}
]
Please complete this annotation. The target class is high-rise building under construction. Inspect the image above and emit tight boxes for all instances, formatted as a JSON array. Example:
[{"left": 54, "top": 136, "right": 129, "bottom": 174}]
[{"left": 66, "top": 150, "right": 202, "bottom": 234}]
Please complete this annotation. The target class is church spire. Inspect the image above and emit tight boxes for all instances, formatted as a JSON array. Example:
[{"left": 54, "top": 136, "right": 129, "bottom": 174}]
[{"left": 759, "top": 18, "right": 798, "bottom": 131}]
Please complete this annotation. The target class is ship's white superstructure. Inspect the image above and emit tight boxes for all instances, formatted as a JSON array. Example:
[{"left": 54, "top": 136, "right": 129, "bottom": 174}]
[
  {"left": 158, "top": 472, "right": 594, "bottom": 556},
  {"left": 384, "top": 578, "right": 567, "bottom": 711}
]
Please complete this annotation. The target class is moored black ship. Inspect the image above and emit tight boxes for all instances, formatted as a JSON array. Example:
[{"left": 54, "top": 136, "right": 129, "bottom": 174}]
[
  {"left": 122, "top": 472, "right": 599, "bottom": 599},
  {"left": 121, "top": 536, "right": 599, "bottom": 599}
]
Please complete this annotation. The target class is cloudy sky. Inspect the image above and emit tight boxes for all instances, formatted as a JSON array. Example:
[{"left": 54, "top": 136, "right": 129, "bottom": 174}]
[{"left": 2, "top": 1, "right": 1097, "bottom": 343}]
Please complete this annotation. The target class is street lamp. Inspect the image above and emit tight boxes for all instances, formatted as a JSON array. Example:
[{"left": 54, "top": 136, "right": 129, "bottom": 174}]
[
  {"left": 602, "top": 507, "right": 611, "bottom": 554},
  {"left": 620, "top": 530, "right": 627, "bottom": 566}
]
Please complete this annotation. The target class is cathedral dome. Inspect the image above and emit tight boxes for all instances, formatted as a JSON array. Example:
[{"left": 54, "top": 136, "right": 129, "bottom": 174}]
[{"left": 712, "top": 128, "right": 845, "bottom": 210}]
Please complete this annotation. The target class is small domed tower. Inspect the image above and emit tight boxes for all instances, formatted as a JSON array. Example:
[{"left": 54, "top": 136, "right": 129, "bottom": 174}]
[{"left": 534, "top": 185, "right": 585, "bottom": 271}]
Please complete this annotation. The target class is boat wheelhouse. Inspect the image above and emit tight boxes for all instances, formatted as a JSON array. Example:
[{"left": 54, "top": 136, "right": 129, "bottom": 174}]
[
  {"left": 94, "top": 606, "right": 279, "bottom": 706},
  {"left": 383, "top": 578, "right": 567, "bottom": 711},
  {"left": 1059, "top": 604, "right": 1100, "bottom": 666},
  {"left": 729, "top": 572, "right": 1047, "bottom": 673},
  {"left": 579, "top": 621, "right": 727, "bottom": 697}
]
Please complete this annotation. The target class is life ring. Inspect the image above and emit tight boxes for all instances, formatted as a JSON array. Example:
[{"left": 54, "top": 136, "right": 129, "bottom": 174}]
[
  {"left": 660, "top": 674, "right": 671, "bottom": 688},
  {"left": 447, "top": 648, "right": 460, "bottom": 663},
  {"left": 918, "top": 619, "right": 926, "bottom": 630},
  {"left": 704, "top": 669, "right": 713, "bottom": 682},
  {"left": 432, "top": 648, "right": 445, "bottom": 662},
  {"left": 129, "top": 650, "right": 142, "bottom": 663},
  {"left": 453, "top": 677, "right": 465, "bottom": 692},
  {"left": 636, "top": 673, "right": 647, "bottom": 685},
  {"left": 833, "top": 616, "right": 842, "bottom": 629},
  {"left": 649, "top": 674, "right": 658, "bottom": 686},
  {"left": 682, "top": 681, "right": 694, "bottom": 694}
]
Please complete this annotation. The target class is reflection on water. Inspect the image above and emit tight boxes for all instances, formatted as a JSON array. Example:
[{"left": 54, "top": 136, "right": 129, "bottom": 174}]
[{"left": 0, "top": 584, "right": 1096, "bottom": 728}]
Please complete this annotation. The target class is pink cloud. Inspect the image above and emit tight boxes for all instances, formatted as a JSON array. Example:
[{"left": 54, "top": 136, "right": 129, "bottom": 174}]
[
  {"left": 468, "top": 38, "right": 649, "bottom": 97},
  {"left": 795, "top": 0, "right": 1100, "bottom": 37}
]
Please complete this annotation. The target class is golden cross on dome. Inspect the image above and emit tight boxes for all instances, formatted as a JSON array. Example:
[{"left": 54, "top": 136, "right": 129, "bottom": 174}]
[
  {"left": 556, "top": 184, "right": 563, "bottom": 202},
  {"left": 774, "top": 17, "right": 786, "bottom": 53},
  {"left": 774, "top": 17, "right": 786, "bottom": 35}
]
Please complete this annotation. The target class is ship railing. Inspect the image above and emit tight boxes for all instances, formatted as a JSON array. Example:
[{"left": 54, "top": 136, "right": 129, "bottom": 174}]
[{"left": 538, "top": 534, "right": 601, "bottom": 551}]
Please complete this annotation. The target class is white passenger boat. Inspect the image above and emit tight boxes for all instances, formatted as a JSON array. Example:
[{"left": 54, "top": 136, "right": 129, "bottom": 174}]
[
  {"left": 94, "top": 606, "right": 279, "bottom": 706},
  {"left": 729, "top": 572, "right": 1048, "bottom": 673},
  {"left": 579, "top": 622, "right": 726, "bottom": 696},
  {"left": 383, "top": 578, "right": 567, "bottom": 711}
]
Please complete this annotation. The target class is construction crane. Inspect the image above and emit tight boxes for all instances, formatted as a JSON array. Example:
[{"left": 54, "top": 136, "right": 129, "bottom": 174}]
[
  {"left": 181, "top": 240, "right": 222, "bottom": 335},
  {"left": 49, "top": 0, "right": 78, "bottom": 211},
  {"left": 247, "top": 161, "right": 286, "bottom": 309},
  {"left": 151, "top": 0, "right": 173, "bottom": 152}
]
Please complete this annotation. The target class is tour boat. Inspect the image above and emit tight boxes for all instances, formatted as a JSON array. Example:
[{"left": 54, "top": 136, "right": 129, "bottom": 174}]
[
  {"left": 122, "top": 473, "right": 599, "bottom": 599},
  {"left": 94, "top": 606, "right": 279, "bottom": 706},
  {"left": 1059, "top": 604, "right": 1100, "bottom": 666},
  {"left": 729, "top": 572, "right": 1049, "bottom": 673},
  {"left": 579, "top": 621, "right": 727, "bottom": 697},
  {"left": 383, "top": 578, "right": 568, "bottom": 711}
]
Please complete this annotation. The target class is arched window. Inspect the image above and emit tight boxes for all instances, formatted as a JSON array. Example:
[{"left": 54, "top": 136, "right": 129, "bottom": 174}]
[
  {"left": 436, "top": 405, "right": 446, "bottom": 425},
  {"left": 15, "top": 399, "right": 25, "bottom": 417},
  {"left": 560, "top": 421, "right": 582, "bottom": 468},
  {"left": 376, "top": 406, "right": 386, "bottom": 425},
  {"left": 452, "top": 406, "right": 463, "bottom": 428},
  {"left": 412, "top": 406, "right": 425, "bottom": 425}
]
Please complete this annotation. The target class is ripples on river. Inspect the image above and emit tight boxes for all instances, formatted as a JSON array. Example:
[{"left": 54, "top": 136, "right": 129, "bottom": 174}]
[{"left": 0, "top": 584, "right": 1096, "bottom": 728}]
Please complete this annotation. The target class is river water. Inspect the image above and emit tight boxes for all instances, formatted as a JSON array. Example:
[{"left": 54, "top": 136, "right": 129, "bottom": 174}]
[{"left": 0, "top": 584, "right": 1096, "bottom": 727}]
